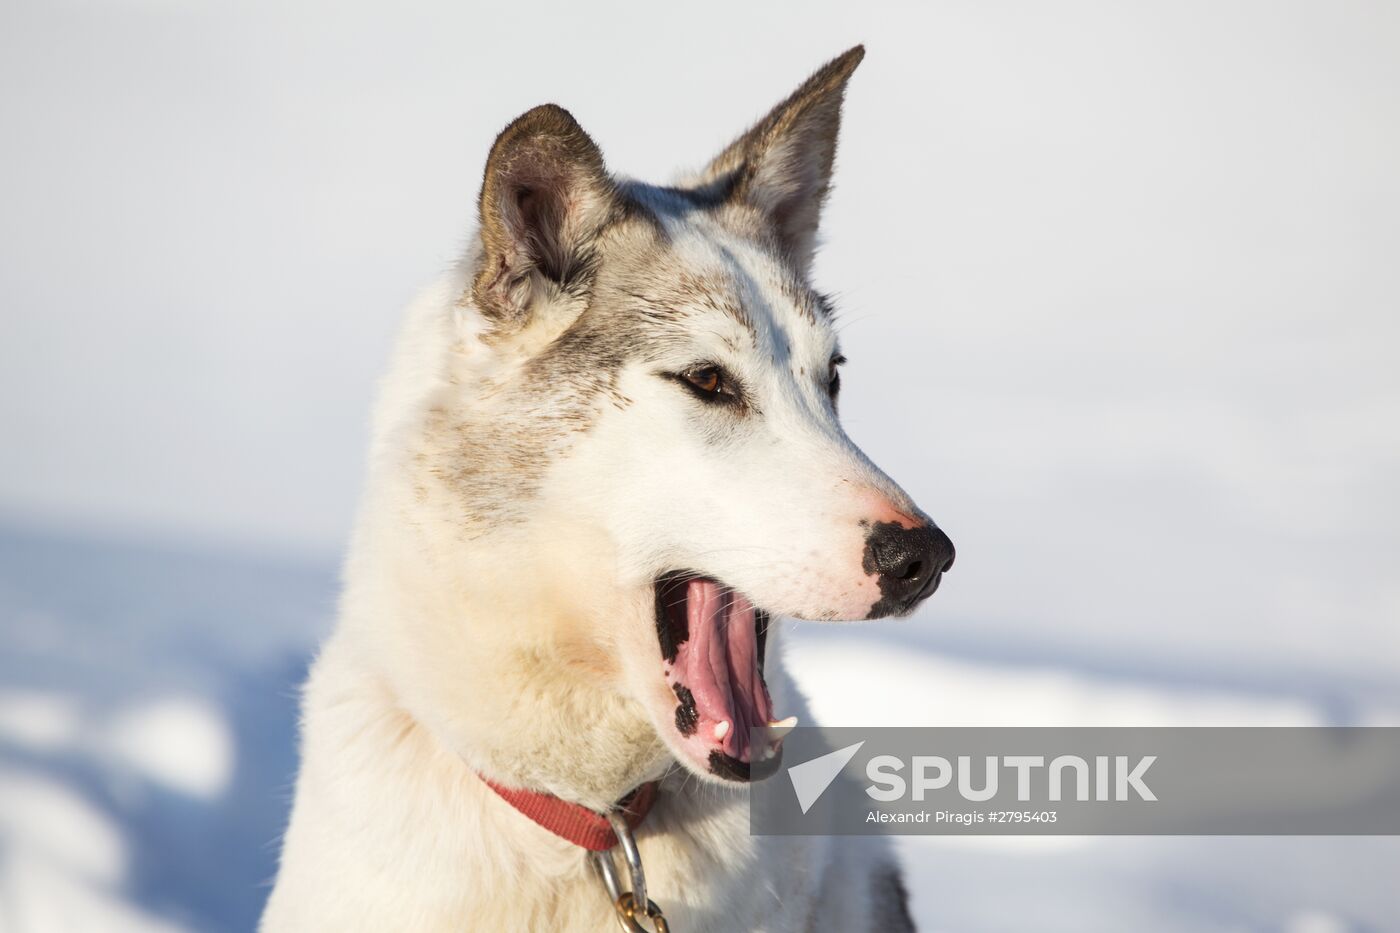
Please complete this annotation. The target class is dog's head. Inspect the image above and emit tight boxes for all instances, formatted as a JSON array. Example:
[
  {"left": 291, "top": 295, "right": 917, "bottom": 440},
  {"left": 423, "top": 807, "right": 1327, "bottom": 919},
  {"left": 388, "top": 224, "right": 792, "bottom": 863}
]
[{"left": 387, "top": 47, "right": 952, "bottom": 792}]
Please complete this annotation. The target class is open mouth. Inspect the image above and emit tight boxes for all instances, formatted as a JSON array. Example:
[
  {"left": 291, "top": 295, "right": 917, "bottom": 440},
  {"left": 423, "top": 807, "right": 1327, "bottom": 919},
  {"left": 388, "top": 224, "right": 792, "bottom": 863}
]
[{"left": 654, "top": 572, "right": 793, "bottom": 781}]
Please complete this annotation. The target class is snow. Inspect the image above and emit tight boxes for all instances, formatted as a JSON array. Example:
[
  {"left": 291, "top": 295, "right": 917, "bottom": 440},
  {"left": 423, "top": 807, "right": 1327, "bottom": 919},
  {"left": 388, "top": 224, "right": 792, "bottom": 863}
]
[
  {"left": 787, "top": 636, "right": 1344, "bottom": 728},
  {"left": 785, "top": 633, "right": 1400, "bottom": 931},
  {"left": 0, "top": 770, "right": 184, "bottom": 933},
  {"left": 102, "top": 699, "right": 235, "bottom": 800},
  {"left": 0, "top": 691, "right": 82, "bottom": 752},
  {"left": 0, "top": 772, "right": 127, "bottom": 885},
  {"left": 2, "top": 853, "right": 186, "bottom": 933},
  {"left": 0, "top": 523, "right": 330, "bottom": 932}
]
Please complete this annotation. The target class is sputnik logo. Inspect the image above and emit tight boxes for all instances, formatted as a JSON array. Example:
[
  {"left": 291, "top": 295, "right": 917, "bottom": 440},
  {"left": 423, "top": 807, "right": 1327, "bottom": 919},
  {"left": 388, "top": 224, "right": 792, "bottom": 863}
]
[{"left": 787, "top": 741, "right": 865, "bottom": 814}]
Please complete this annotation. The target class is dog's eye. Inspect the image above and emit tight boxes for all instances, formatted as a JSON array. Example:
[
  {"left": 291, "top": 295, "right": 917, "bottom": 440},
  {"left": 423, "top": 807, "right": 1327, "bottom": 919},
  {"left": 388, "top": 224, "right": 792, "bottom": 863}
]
[
  {"left": 672, "top": 365, "right": 741, "bottom": 406},
  {"left": 686, "top": 367, "right": 723, "bottom": 395},
  {"left": 828, "top": 355, "right": 846, "bottom": 400}
]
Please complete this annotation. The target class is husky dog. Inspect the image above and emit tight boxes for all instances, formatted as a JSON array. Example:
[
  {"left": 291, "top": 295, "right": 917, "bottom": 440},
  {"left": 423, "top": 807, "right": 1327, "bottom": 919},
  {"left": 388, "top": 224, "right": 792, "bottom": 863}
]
[{"left": 263, "top": 46, "right": 954, "bottom": 932}]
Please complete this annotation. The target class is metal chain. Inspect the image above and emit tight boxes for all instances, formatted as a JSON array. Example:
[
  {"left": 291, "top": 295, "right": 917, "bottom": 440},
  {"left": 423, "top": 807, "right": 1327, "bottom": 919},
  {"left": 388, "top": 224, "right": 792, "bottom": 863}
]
[{"left": 591, "top": 812, "right": 670, "bottom": 932}]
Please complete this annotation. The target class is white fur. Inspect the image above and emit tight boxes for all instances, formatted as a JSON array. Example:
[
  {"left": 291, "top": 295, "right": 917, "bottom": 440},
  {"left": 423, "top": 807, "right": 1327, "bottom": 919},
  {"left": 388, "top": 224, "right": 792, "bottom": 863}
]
[
  {"left": 262, "top": 262, "right": 915, "bottom": 929},
  {"left": 266, "top": 50, "right": 930, "bottom": 930}
]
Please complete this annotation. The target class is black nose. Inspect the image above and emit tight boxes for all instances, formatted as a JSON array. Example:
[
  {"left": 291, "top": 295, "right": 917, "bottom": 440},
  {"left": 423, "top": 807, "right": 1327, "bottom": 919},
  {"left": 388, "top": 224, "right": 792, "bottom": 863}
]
[{"left": 863, "top": 521, "right": 955, "bottom": 615}]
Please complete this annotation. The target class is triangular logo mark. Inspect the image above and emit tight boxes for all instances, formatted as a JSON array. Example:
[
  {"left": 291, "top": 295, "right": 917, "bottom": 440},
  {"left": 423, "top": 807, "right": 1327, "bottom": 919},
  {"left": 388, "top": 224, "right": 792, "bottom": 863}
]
[{"left": 787, "top": 741, "right": 865, "bottom": 814}]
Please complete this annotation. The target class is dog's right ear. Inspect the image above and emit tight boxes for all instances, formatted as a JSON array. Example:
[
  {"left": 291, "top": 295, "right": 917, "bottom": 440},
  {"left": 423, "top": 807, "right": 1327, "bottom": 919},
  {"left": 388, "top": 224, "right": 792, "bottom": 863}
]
[{"left": 470, "top": 104, "right": 616, "bottom": 334}]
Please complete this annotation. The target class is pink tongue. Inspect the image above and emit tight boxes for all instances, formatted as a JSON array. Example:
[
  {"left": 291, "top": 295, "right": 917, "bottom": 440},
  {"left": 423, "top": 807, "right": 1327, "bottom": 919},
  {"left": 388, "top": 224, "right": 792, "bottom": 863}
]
[{"left": 675, "top": 578, "right": 772, "bottom": 762}]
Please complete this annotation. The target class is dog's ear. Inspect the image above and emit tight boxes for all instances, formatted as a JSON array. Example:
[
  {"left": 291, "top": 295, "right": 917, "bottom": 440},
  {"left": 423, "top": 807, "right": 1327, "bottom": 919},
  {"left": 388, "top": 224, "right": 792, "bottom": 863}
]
[
  {"left": 471, "top": 104, "right": 616, "bottom": 332},
  {"left": 689, "top": 46, "right": 864, "bottom": 275}
]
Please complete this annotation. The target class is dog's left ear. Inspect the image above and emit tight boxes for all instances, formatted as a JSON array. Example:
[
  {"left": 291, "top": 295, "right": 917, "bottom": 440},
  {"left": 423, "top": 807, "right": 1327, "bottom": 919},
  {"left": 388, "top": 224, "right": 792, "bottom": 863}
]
[
  {"left": 689, "top": 46, "right": 864, "bottom": 275},
  {"left": 471, "top": 104, "right": 616, "bottom": 334}
]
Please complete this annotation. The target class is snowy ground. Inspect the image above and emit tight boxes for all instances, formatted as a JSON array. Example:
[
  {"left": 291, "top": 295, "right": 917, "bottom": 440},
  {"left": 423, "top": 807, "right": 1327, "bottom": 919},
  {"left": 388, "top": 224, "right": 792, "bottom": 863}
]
[
  {"left": 2, "top": 520, "right": 1397, "bottom": 932},
  {"left": 790, "top": 636, "right": 1400, "bottom": 933},
  {"left": 0, "top": 523, "right": 328, "bottom": 932}
]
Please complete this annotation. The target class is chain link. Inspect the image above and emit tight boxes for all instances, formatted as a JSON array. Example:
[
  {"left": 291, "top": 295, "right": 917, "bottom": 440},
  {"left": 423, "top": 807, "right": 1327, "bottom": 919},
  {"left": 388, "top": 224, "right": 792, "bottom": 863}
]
[{"left": 591, "top": 812, "right": 671, "bottom": 932}]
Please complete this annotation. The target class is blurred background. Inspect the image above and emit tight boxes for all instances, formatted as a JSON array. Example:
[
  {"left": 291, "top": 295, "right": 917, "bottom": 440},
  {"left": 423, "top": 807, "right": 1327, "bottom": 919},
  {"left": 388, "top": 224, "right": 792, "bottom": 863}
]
[{"left": 2, "top": 1, "right": 1397, "bottom": 930}]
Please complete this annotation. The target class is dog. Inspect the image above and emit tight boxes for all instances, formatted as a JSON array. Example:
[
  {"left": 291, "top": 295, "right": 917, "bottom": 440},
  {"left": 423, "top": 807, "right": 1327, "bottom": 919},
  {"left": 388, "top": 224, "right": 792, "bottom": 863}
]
[{"left": 262, "top": 45, "right": 954, "bottom": 932}]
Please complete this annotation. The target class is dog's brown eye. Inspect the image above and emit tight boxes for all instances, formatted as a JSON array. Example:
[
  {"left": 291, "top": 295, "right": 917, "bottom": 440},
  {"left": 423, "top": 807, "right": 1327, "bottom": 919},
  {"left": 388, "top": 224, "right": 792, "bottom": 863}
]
[
  {"left": 668, "top": 364, "right": 744, "bottom": 408},
  {"left": 684, "top": 367, "right": 723, "bottom": 396}
]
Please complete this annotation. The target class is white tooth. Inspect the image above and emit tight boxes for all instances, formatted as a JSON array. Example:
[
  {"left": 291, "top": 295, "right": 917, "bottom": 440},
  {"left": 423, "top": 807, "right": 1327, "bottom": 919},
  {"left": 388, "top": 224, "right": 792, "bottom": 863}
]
[
  {"left": 763, "top": 743, "right": 779, "bottom": 760},
  {"left": 767, "top": 715, "right": 799, "bottom": 739},
  {"left": 714, "top": 720, "right": 731, "bottom": 740}
]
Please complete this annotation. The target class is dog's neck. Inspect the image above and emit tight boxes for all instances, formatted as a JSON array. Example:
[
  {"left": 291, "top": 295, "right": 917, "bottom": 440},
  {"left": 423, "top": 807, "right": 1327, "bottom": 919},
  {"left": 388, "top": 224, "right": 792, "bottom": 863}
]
[
  {"left": 275, "top": 454, "right": 813, "bottom": 930},
  {"left": 338, "top": 484, "right": 676, "bottom": 811}
]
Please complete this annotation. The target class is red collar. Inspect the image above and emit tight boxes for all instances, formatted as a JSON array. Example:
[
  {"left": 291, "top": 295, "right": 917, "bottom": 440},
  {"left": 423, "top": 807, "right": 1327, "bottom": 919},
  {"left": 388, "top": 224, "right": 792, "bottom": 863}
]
[{"left": 479, "top": 776, "right": 659, "bottom": 851}]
